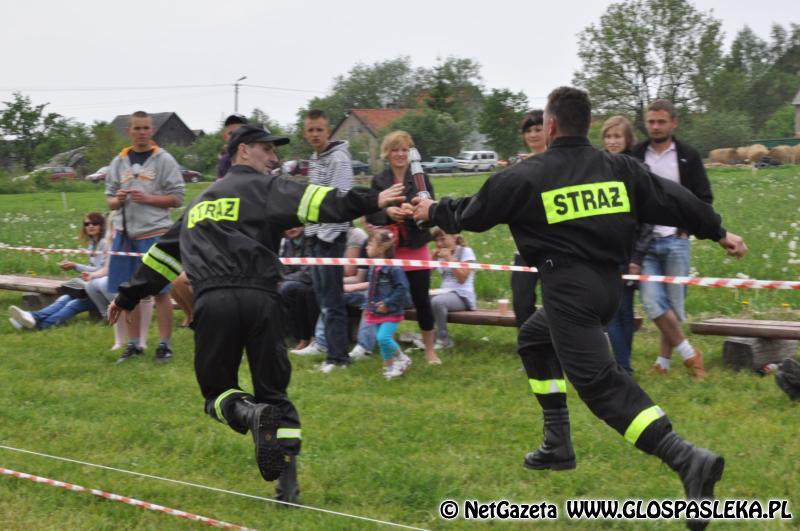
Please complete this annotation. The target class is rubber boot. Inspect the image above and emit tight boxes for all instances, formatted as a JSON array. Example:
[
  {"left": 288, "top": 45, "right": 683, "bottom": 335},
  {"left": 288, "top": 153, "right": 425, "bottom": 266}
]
[
  {"left": 523, "top": 408, "right": 576, "bottom": 471},
  {"left": 655, "top": 432, "right": 725, "bottom": 531},
  {"left": 275, "top": 455, "right": 300, "bottom": 505},
  {"left": 230, "top": 398, "right": 288, "bottom": 482}
]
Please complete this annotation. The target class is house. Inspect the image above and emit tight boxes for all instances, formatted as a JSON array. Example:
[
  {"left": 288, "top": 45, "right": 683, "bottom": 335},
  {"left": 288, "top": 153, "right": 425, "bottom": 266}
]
[
  {"left": 111, "top": 112, "right": 197, "bottom": 147},
  {"left": 793, "top": 88, "right": 800, "bottom": 138},
  {"left": 330, "top": 109, "right": 414, "bottom": 169}
]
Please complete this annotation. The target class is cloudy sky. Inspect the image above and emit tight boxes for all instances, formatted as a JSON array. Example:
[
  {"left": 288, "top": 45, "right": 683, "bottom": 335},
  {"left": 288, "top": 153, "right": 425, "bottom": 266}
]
[{"left": 0, "top": 0, "right": 795, "bottom": 133}]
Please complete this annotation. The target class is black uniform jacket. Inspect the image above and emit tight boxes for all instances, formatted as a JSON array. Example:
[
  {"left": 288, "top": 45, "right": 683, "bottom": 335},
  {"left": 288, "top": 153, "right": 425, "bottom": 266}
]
[
  {"left": 429, "top": 137, "right": 726, "bottom": 270},
  {"left": 115, "top": 164, "right": 383, "bottom": 309}
]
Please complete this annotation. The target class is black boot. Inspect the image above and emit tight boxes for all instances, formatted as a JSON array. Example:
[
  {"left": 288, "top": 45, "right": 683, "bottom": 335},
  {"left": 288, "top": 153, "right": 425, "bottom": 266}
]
[
  {"left": 230, "top": 399, "right": 289, "bottom": 482},
  {"left": 655, "top": 432, "right": 725, "bottom": 531},
  {"left": 275, "top": 455, "right": 300, "bottom": 505},
  {"left": 523, "top": 408, "right": 576, "bottom": 471}
]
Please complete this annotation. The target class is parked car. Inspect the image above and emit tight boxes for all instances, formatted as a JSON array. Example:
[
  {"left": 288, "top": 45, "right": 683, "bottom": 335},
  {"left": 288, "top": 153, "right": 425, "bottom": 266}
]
[
  {"left": 86, "top": 166, "right": 109, "bottom": 183},
  {"left": 421, "top": 156, "right": 458, "bottom": 173},
  {"left": 34, "top": 166, "right": 79, "bottom": 181},
  {"left": 179, "top": 166, "right": 203, "bottom": 183},
  {"left": 455, "top": 151, "right": 499, "bottom": 172},
  {"left": 351, "top": 160, "right": 370, "bottom": 175}
]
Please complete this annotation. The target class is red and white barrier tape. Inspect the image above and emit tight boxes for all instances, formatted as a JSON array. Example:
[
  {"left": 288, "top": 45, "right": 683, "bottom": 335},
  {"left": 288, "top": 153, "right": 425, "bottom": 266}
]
[
  {"left": 0, "top": 466, "right": 253, "bottom": 530},
  {"left": 2, "top": 244, "right": 800, "bottom": 290}
]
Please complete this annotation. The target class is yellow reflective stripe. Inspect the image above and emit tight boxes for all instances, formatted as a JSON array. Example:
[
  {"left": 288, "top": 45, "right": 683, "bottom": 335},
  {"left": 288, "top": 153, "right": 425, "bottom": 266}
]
[
  {"left": 146, "top": 246, "right": 182, "bottom": 276},
  {"left": 214, "top": 389, "right": 245, "bottom": 424},
  {"left": 528, "top": 378, "right": 567, "bottom": 395},
  {"left": 297, "top": 184, "right": 333, "bottom": 224},
  {"left": 277, "top": 428, "right": 302, "bottom": 439},
  {"left": 541, "top": 181, "right": 630, "bottom": 224},
  {"left": 142, "top": 252, "right": 179, "bottom": 282},
  {"left": 187, "top": 198, "right": 240, "bottom": 229},
  {"left": 624, "top": 405, "right": 665, "bottom": 444}
]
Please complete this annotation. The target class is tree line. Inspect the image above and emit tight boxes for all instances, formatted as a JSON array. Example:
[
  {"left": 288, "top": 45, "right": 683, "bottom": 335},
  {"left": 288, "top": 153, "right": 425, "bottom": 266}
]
[{"left": 1, "top": 0, "right": 797, "bottom": 176}]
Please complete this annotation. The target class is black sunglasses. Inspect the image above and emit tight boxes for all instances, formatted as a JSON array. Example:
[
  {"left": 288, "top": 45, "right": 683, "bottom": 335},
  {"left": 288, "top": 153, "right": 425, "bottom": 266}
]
[{"left": 84, "top": 221, "right": 102, "bottom": 227}]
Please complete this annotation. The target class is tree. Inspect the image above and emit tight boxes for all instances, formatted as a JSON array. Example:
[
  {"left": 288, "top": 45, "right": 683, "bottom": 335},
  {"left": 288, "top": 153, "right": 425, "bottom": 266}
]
[
  {"left": 479, "top": 89, "right": 529, "bottom": 158},
  {"left": 32, "top": 119, "right": 90, "bottom": 167},
  {"left": 680, "top": 111, "right": 753, "bottom": 156},
  {"left": 758, "top": 104, "right": 796, "bottom": 138},
  {"left": 84, "top": 122, "right": 128, "bottom": 173},
  {"left": 573, "top": 0, "right": 722, "bottom": 130},
  {"left": 0, "top": 92, "right": 62, "bottom": 170},
  {"left": 385, "top": 109, "right": 465, "bottom": 160},
  {"left": 422, "top": 56, "right": 485, "bottom": 126}
]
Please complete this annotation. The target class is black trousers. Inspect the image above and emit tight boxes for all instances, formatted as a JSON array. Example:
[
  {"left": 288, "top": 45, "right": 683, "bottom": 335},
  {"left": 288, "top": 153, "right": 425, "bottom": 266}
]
[
  {"left": 511, "top": 253, "right": 538, "bottom": 328},
  {"left": 405, "top": 268, "right": 434, "bottom": 331},
  {"left": 517, "top": 257, "right": 670, "bottom": 454},
  {"left": 193, "top": 287, "right": 301, "bottom": 454},
  {"left": 279, "top": 280, "right": 319, "bottom": 342}
]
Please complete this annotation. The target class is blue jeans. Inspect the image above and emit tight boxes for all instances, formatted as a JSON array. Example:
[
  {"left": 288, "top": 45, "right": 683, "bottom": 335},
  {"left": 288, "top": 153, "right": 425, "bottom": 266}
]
[
  {"left": 375, "top": 321, "right": 401, "bottom": 360},
  {"left": 640, "top": 235, "right": 690, "bottom": 321},
  {"left": 310, "top": 235, "right": 348, "bottom": 364},
  {"left": 607, "top": 284, "right": 635, "bottom": 373},
  {"left": 32, "top": 295, "right": 95, "bottom": 329},
  {"left": 108, "top": 233, "right": 170, "bottom": 294},
  {"left": 315, "top": 290, "right": 376, "bottom": 353}
]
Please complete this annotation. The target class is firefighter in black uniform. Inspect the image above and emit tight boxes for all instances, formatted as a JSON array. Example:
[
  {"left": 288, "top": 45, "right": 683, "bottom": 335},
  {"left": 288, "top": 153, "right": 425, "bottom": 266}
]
[
  {"left": 108, "top": 125, "right": 404, "bottom": 503},
  {"left": 414, "top": 87, "right": 747, "bottom": 531}
]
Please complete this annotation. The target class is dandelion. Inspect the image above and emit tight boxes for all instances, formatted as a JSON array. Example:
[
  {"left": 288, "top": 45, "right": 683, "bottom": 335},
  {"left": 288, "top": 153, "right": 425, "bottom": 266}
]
[
  {"left": 735, "top": 272, "right": 750, "bottom": 279},
  {"left": 762, "top": 254, "right": 770, "bottom": 260},
  {"left": 769, "top": 232, "right": 777, "bottom": 238},
  {"left": 741, "top": 300, "right": 750, "bottom": 306},
  {"left": 789, "top": 241, "right": 797, "bottom": 251}
]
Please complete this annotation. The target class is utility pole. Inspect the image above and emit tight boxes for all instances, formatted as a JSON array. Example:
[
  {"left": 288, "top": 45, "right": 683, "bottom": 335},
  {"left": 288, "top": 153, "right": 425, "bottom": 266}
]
[{"left": 234, "top": 75, "right": 247, "bottom": 113}]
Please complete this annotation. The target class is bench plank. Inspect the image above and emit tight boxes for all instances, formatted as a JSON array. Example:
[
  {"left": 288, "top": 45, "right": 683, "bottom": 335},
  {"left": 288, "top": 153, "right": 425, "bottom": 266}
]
[
  {"left": 690, "top": 318, "right": 800, "bottom": 340},
  {"left": 0, "top": 275, "right": 63, "bottom": 295},
  {"left": 405, "top": 308, "right": 516, "bottom": 327}
]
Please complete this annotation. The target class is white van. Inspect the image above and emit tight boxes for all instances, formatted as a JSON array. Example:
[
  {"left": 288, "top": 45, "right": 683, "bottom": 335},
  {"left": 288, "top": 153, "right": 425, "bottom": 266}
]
[{"left": 455, "top": 150, "right": 499, "bottom": 172}]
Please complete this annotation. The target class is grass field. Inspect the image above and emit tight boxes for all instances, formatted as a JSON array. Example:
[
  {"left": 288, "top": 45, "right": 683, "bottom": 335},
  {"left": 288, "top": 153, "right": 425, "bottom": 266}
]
[{"left": 0, "top": 168, "right": 799, "bottom": 530}]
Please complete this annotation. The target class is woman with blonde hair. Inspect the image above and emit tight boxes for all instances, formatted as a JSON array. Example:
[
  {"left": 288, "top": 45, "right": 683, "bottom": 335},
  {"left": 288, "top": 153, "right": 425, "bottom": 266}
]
[
  {"left": 366, "top": 130, "right": 441, "bottom": 364},
  {"left": 602, "top": 115, "right": 651, "bottom": 374}
]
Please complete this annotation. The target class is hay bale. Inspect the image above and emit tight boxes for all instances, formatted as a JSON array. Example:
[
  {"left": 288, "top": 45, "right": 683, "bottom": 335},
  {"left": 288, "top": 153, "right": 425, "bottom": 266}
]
[
  {"left": 769, "top": 145, "right": 794, "bottom": 164},
  {"left": 709, "top": 148, "right": 737, "bottom": 164},
  {"left": 735, "top": 146, "right": 750, "bottom": 161},
  {"left": 744, "top": 144, "right": 769, "bottom": 163},
  {"left": 793, "top": 144, "right": 800, "bottom": 163}
]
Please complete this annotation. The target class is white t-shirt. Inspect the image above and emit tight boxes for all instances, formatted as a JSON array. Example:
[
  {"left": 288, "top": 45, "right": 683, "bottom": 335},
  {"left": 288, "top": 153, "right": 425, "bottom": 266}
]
[
  {"left": 438, "top": 245, "right": 477, "bottom": 309},
  {"left": 645, "top": 143, "right": 680, "bottom": 237}
]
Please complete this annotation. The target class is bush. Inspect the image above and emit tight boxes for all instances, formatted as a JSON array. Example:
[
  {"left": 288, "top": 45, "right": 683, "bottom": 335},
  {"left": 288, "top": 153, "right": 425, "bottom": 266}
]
[{"left": 681, "top": 111, "right": 753, "bottom": 156}]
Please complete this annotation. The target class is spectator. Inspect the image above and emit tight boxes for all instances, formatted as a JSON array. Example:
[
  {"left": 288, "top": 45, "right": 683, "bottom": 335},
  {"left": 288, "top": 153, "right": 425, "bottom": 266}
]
[
  {"left": 511, "top": 110, "right": 546, "bottom": 328},
  {"left": 430, "top": 228, "right": 477, "bottom": 350},
  {"left": 631, "top": 100, "right": 711, "bottom": 378},
  {"left": 83, "top": 212, "right": 154, "bottom": 349},
  {"left": 105, "top": 110, "right": 185, "bottom": 364},
  {"left": 302, "top": 109, "right": 354, "bottom": 373},
  {"left": 602, "top": 116, "right": 652, "bottom": 375},
  {"left": 363, "top": 230, "right": 412, "bottom": 380},
  {"left": 279, "top": 227, "right": 319, "bottom": 351},
  {"left": 9, "top": 212, "right": 109, "bottom": 330},
  {"left": 367, "top": 130, "right": 441, "bottom": 365},
  {"left": 217, "top": 114, "right": 249, "bottom": 179}
]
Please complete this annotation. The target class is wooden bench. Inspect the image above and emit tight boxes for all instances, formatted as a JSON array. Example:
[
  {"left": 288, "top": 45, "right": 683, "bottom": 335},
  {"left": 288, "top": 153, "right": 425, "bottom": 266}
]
[
  {"left": 405, "top": 307, "right": 516, "bottom": 327},
  {"left": 690, "top": 317, "right": 799, "bottom": 370},
  {"left": 0, "top": 274, "right": 62, "bottom": 295}
]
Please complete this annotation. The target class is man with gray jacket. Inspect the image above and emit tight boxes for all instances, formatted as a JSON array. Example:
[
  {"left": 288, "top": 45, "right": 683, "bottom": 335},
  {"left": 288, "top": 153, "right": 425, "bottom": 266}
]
[
  {"left": 297, "top": 109, "right": 354, "bottom": 372},
  {"left": 106, "top": 111, "right": 185, "bottom": 364}
]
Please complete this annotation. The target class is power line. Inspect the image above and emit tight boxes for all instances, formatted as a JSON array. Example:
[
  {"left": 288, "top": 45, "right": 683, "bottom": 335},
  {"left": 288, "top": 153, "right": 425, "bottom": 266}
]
[
  {"left": 240, "top": 83, "right": 325, "bottom": 95},
  {"left": 0, "top": 82, "right": 326, "bottom": 95}
]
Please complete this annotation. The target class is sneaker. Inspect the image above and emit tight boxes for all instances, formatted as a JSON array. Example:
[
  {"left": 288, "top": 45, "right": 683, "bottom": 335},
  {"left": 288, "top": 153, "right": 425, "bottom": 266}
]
[
  {"left": 383, "top": 363, "right": 405, "bottom": 380},
  {"left": 348, "top": 344, "right": 371, "bottom": 361},
  {"left": 154, "top": 342, "right": 173, "bottom": 363},
  {"left": 9, "top": 306, "right": 36, "bottom": 329},
  {"left": 396, "top": 351, "right": 412, "bottom": 371},
  {"left": 434, "top": 338, "right": 454, "bottom": 350},
  {"left": 683, "top": 348, "right": 707, "bottom": 379},
  {"left": 317, "top": 361, "right": 347, "bottom": 374},
  {"left": 115, "top": 342, "right": 143, "bottom": 364},
  {"left": 291, "top": 341, "right": 326, "bottom": 356},
  {"left": 9, "top": 317, "right": 22, "bottom": 330}
]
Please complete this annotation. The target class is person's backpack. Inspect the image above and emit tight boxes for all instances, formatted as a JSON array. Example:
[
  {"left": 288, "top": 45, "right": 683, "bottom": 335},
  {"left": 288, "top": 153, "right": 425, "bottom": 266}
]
[{"left": 775, "top": 357, "right": 800, "bottom": 401}]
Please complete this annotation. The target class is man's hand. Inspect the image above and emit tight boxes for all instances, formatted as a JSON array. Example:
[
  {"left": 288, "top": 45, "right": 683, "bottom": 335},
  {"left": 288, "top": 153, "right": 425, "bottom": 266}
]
[
  {"left": 412, "top": 196, "right": 435, "bottom": 224},
  {"left": 115, "top": 189, "right": 129, "bottom": 203},
  {"left": 128, "top": 189, "right": 148, "bottom": 203},
  {"left": 719, "top": 231, "right": 747, "bottom": 258},
  {"left": 628, "top": 263, "right": 641, "bottom": 275},
  {"left": 377, "top": 183, "right": 405, "bottom": 209},
  {"left": 107, "top": 301, "right": 123, "bottom": 324}
]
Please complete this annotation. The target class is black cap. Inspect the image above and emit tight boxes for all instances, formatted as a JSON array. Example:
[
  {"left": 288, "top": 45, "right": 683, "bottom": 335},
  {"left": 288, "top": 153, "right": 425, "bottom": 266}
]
[
  {"left": 228, "top": 125, "right": 290, "bottom": 157},
  {"left": 224, "top": 114, "right": 248, "bottom": 127}
]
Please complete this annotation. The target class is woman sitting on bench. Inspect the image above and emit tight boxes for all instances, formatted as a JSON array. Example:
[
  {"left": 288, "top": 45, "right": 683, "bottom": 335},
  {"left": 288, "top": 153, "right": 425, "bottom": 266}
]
[
  {"left": 9, "top": 212, "right": 108, "bottom": 330},
  {"left": 430, "top": 228, "right": 477, "bottom": 351}
]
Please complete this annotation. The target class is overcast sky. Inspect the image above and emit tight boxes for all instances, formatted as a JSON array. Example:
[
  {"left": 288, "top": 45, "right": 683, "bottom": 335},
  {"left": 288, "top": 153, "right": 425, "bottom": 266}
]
[{"left": 0, "top": 0, "right": 795, "bottom": 133}]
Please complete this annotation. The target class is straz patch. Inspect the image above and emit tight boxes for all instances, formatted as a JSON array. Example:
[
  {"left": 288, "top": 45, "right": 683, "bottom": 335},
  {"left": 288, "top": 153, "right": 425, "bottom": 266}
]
[
  {"left": 187, "top": 198, "right": 240, "bottom": 228},
  {"left": 542, "top": 181, "right": 630, "bottom": 224}
]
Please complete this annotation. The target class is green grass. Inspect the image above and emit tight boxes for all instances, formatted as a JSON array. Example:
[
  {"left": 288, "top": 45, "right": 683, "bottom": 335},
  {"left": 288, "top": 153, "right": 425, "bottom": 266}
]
[{"left": 1, "top": 170, "right": 799, "bottom": 529}]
